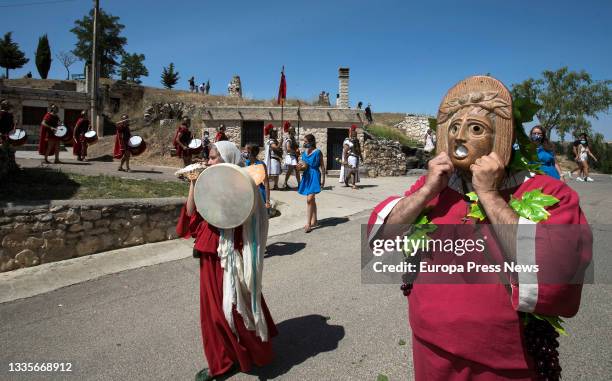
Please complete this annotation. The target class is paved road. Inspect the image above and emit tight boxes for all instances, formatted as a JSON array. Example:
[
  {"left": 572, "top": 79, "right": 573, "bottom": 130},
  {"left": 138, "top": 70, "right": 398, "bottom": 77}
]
[{"left": 0, "top": 174, "right": 611, "bottom": 380}]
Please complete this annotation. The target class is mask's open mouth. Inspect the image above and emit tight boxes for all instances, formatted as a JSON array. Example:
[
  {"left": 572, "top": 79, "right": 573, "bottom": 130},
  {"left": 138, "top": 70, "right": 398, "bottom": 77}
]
[{"left": 454, "top": 145, "right": 469, "bottom": 159}]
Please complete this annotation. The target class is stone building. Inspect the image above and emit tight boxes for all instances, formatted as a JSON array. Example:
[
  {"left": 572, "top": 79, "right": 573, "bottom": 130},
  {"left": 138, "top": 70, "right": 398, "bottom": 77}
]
[
  {"left": 199, "top": 105, "right": 365, "bottom": 170},
  {"left": 151, "top": 67, "right": 366, "bottom": 170},
  {"left": 0, "top": 79, "right": 89, "bottom": 144},
  {"left": 394, "top": 113, "right": 434, "bottom": 143}
]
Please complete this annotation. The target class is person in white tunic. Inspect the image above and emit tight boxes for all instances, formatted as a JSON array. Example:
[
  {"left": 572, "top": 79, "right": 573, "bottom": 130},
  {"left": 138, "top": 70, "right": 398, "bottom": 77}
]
[
  {"left": 283, "top": 125, "right": 300, "bottom": 189},
  {"left": 264, "top": 124, "right": 282, "bottom": 190},
  {"left": 343, "top": 126, "right": 362, "bottom": 189}
]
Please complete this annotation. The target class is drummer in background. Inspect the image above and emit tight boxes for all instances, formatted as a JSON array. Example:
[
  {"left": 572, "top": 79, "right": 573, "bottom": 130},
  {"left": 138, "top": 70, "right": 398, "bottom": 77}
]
[
  {"left": 113, "top": 114, "right": 132, "bottom": 172},
  {"left": 215, "top": 124, "right": 228, "bottom": 142},
  {"left": 244, "top": 143, "right": 271, "bottom": 209},
  {"left": 0, "top": 99, "right": 19, "bottom": 171},
  {"left": 72, "top": 110, "right": 90, "bottom": 162},
  {"left": 38, "top": 104, "right": 61, "bottom": 164},
  {"left": 176, "top": 140, "right": 277, "bottom": 381},
  {"left": 173, "top": 116, "right": 193, "bottom": 166}
]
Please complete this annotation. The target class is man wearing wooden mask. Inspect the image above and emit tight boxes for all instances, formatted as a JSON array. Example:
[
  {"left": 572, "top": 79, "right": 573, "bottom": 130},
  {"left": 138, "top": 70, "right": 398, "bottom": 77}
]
[{"left": 368, "top": 76, "right": 591, "bottom": 380}]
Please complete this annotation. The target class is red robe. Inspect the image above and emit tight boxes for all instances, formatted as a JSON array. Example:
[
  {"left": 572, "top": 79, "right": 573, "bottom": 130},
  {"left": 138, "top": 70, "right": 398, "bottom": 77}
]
[
  {"left": 176, "top": 207, "right": 277, "bottom": 376},
  {"left": 215, "top": 131, "right": 228, "bottom": 142},
  {"left": 173, "top": 126, "right": 192, "bottom": 158},
  {"left": 72, "top": 117, "right": 90, "bottom": 157},
  {"left": 38, "top": 112, "right": 59, "bottom": 155},
  {"left": 368, "top": 173, "right": 592, "bottom": 380},
  {"left": 113, "top": 122, "right": 131, "bottom": 159},
  {"left": 0, "top": 110, "right": 14, "bottom": 144}
]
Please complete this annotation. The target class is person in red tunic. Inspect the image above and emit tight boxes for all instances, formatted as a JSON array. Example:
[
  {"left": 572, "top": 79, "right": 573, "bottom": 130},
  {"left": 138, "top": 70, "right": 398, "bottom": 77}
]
[
  {"left": 368, "top": 76, "right": 592, "bottom": 381},
  {"left": 177, "top": 141, "right": 277, "bottom": 381},
  {"left": 38, "top": 104, "right": 61, "bottom": 164},
  {"left": 214, "top": 124, "right": 229, "bottom": 142},
  {"left": 173, "top": 117, "right": 193, "bottom": 166},
  {"left": 0, "top": 99, "right": 19, "bottom": 171},
  {"left": 72, "top": 110, "right": 90, "bottom": 162},
  {"left": 113, "top": 114, "right": 132, "bottom": 172}
]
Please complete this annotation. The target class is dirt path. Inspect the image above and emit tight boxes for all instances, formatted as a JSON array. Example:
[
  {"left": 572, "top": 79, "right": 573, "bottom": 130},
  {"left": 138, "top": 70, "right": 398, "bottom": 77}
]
[{"left": 15, "top": 151, "right": 181, "bottom": 182}]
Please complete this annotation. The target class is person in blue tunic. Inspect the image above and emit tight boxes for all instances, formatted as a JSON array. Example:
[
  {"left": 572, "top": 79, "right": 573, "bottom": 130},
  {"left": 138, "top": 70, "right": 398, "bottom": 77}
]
[
  {"left": 297, "top": 134, "right": 326, "bottom": 233},
  {"left": 244, "top": 143, "right": 271, "bottom": 209},
  {"left": 530, "top": 125, "right": 565, "bottom": 181}
]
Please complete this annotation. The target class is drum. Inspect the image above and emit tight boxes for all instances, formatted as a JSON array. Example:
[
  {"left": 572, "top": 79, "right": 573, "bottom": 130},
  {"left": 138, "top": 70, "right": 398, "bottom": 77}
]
[
  {"left": 188, "top": 138, "right": 203, "bottom": 155},
  {"left": 128, "top": 135, "right": 147, "bottom": 156},
  {"left": 84, "top": 130, "right": 98, "bottom": 145},
  {"left": 194, "top": 163, "right": 259, "bottom": 229},
  {"left": 8, "top": 128, "right": 27, "bottom": 146},
  {"left": 54, "top": 125, "right": 71, "bottom": 142}
]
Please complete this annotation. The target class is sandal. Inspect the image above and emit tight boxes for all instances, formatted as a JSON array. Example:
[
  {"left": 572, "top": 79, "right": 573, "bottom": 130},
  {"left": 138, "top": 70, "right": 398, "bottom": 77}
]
[
  {"left": 214, "top": 365, "right": 239, "bottom": 380},
  {"left": 194, "top": 368, "right": 212, "bottom": 381},
  {"left": 304, "top": 225, "right": 312, "bottom": 233}
]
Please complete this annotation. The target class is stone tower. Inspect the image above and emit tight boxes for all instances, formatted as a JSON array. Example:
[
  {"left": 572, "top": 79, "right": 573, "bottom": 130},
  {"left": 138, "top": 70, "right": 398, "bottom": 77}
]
[
  {"left": 338, "top": 67, "right": 349, "bottom": 108},
  {"left": 228, "top": 76, "right": 242, "bottom": 98}
]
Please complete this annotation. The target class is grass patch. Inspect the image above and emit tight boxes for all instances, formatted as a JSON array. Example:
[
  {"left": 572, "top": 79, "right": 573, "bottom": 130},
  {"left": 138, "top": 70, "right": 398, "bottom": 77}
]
[
  {"left": 0, "top": 168, "right": 188, "bottom": 202},
  {"left": 365, "top": 124, "right": 421, "bottom": 147}
]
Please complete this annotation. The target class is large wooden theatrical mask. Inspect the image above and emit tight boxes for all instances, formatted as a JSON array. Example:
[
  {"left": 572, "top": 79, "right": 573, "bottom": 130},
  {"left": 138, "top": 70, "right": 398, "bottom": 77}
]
[{"left": 436, "top": 76, "right": 514, "bottom": 172}]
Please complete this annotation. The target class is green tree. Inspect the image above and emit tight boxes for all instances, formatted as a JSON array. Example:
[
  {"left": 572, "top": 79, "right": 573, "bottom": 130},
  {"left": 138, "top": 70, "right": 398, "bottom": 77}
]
[
  {"left": 161, "top": 63, "right": 179, "bottom": 89},
  {"left": 511, "top": 67, "right": 612, "bottom": 141},
  {"left": 119, "top": 53, "right": 148, "bottom": 84},
  {"left": 0, "top": 32, "right": 29, "bottom": 79},
  {"left": 70, "top": 8, "right": 127, "bottom": 78},
  {"left": 35, "top": 34, "right": 52, "bottom": 79},
  {"left": 590, "top": 133, "right": 612, "bottom": 174}
]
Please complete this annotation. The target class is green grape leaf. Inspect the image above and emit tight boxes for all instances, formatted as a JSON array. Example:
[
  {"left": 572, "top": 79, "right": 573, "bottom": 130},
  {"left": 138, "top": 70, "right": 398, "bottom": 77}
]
[
  {"left": 532, "top": 314, "right": 568, "bottom": 336},
  {"left": 513, "top": 97, "right": 540, "bottom": 124},
  {"left": 509, "top": 189, "right": 560, "bottom": 223},
  {"left": 509, "top": 149, "right": 542, "bottom": 174},
  {"left": 466, "top": 191, "right": 479, "bottom": 202},
  {"left": 467, "top": 202, "right": 486, "bottom": 221},
  {"left": 377, "top": 375, "right": 390, "bottom": 381},
  {"left": 414, "top": 213, "right": 430, "bottom": 225}
]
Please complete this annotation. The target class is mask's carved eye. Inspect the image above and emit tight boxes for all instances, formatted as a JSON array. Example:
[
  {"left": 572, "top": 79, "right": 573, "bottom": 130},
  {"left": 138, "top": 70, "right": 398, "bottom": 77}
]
[
  {"left": 450, "top": 124, "right": 459, "bottom": 135},
  {"left": 470, "top": 124, "right": 484, "bottom": 135}
]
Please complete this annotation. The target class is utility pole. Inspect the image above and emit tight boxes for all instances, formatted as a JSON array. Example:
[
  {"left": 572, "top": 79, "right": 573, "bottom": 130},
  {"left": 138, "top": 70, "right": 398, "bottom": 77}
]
[{"left": 91, "top": 0, "right": 100, "bottom": 135}]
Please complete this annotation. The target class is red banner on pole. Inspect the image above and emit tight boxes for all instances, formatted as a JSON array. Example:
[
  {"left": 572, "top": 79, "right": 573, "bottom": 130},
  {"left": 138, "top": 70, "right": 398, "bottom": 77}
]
[{"left": 277, "top": 67, "right": 286, "bottom": 105}]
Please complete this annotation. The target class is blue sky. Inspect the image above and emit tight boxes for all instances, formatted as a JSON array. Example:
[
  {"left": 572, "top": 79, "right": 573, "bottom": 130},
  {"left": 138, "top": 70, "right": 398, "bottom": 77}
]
[{"left": 1, "top": 0, "right": 611, "bottom": 138}]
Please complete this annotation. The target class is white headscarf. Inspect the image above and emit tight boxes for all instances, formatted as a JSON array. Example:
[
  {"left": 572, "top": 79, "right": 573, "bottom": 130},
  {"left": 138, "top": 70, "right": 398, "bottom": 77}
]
[
  {"left": 212, "top": 140, "right": 269, "bottom": 341},
  {"left": 214, "top": 141, "right": 243, "bottom": 166}
]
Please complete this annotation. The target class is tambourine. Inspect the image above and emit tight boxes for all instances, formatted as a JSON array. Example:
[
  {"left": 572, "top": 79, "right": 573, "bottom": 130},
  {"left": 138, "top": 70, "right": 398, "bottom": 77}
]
[{"left": 194, "top": 163, "right": 266, "bottom": 229}]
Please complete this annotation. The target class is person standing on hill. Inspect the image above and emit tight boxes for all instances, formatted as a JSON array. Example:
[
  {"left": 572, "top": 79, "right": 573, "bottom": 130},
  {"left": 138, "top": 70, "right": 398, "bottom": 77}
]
[{"left": 364, "top": 103, "right": 373, "bottom": 124}]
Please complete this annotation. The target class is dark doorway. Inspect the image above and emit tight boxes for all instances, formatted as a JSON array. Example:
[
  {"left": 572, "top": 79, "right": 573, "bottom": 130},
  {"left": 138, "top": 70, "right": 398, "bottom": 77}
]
[
  {"left": 64, "top": 109, "right": 82, "bottom": 128},
  {"left": 327, "top": 128, "right": 347, "bottom": 170},
  {"left": 21, "top": 106, "right": 47, "bottom": 125},
  {"left": 241, "top": 121, "right": 264, "bottom": 147}
]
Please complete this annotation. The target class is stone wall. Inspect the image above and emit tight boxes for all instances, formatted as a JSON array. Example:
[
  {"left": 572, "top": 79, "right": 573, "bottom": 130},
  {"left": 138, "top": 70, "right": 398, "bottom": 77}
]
[
  {"left": 363, "top": 139, "right": 407, "bottom": 177},
  {"left": 394, "top": 114, "right": 434, "bottom": 143},
  {"left": 0, "top": 198, "right": 183, "bottom": 273}
]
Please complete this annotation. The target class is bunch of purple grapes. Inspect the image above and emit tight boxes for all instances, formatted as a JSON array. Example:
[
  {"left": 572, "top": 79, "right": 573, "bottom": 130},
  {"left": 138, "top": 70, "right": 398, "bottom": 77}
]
[
  {"left": 524, "top": 316, "right": 562, "bottom": 380},
  {"left": 400, "top": 282, "right": 413, "bottom": 296}
]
